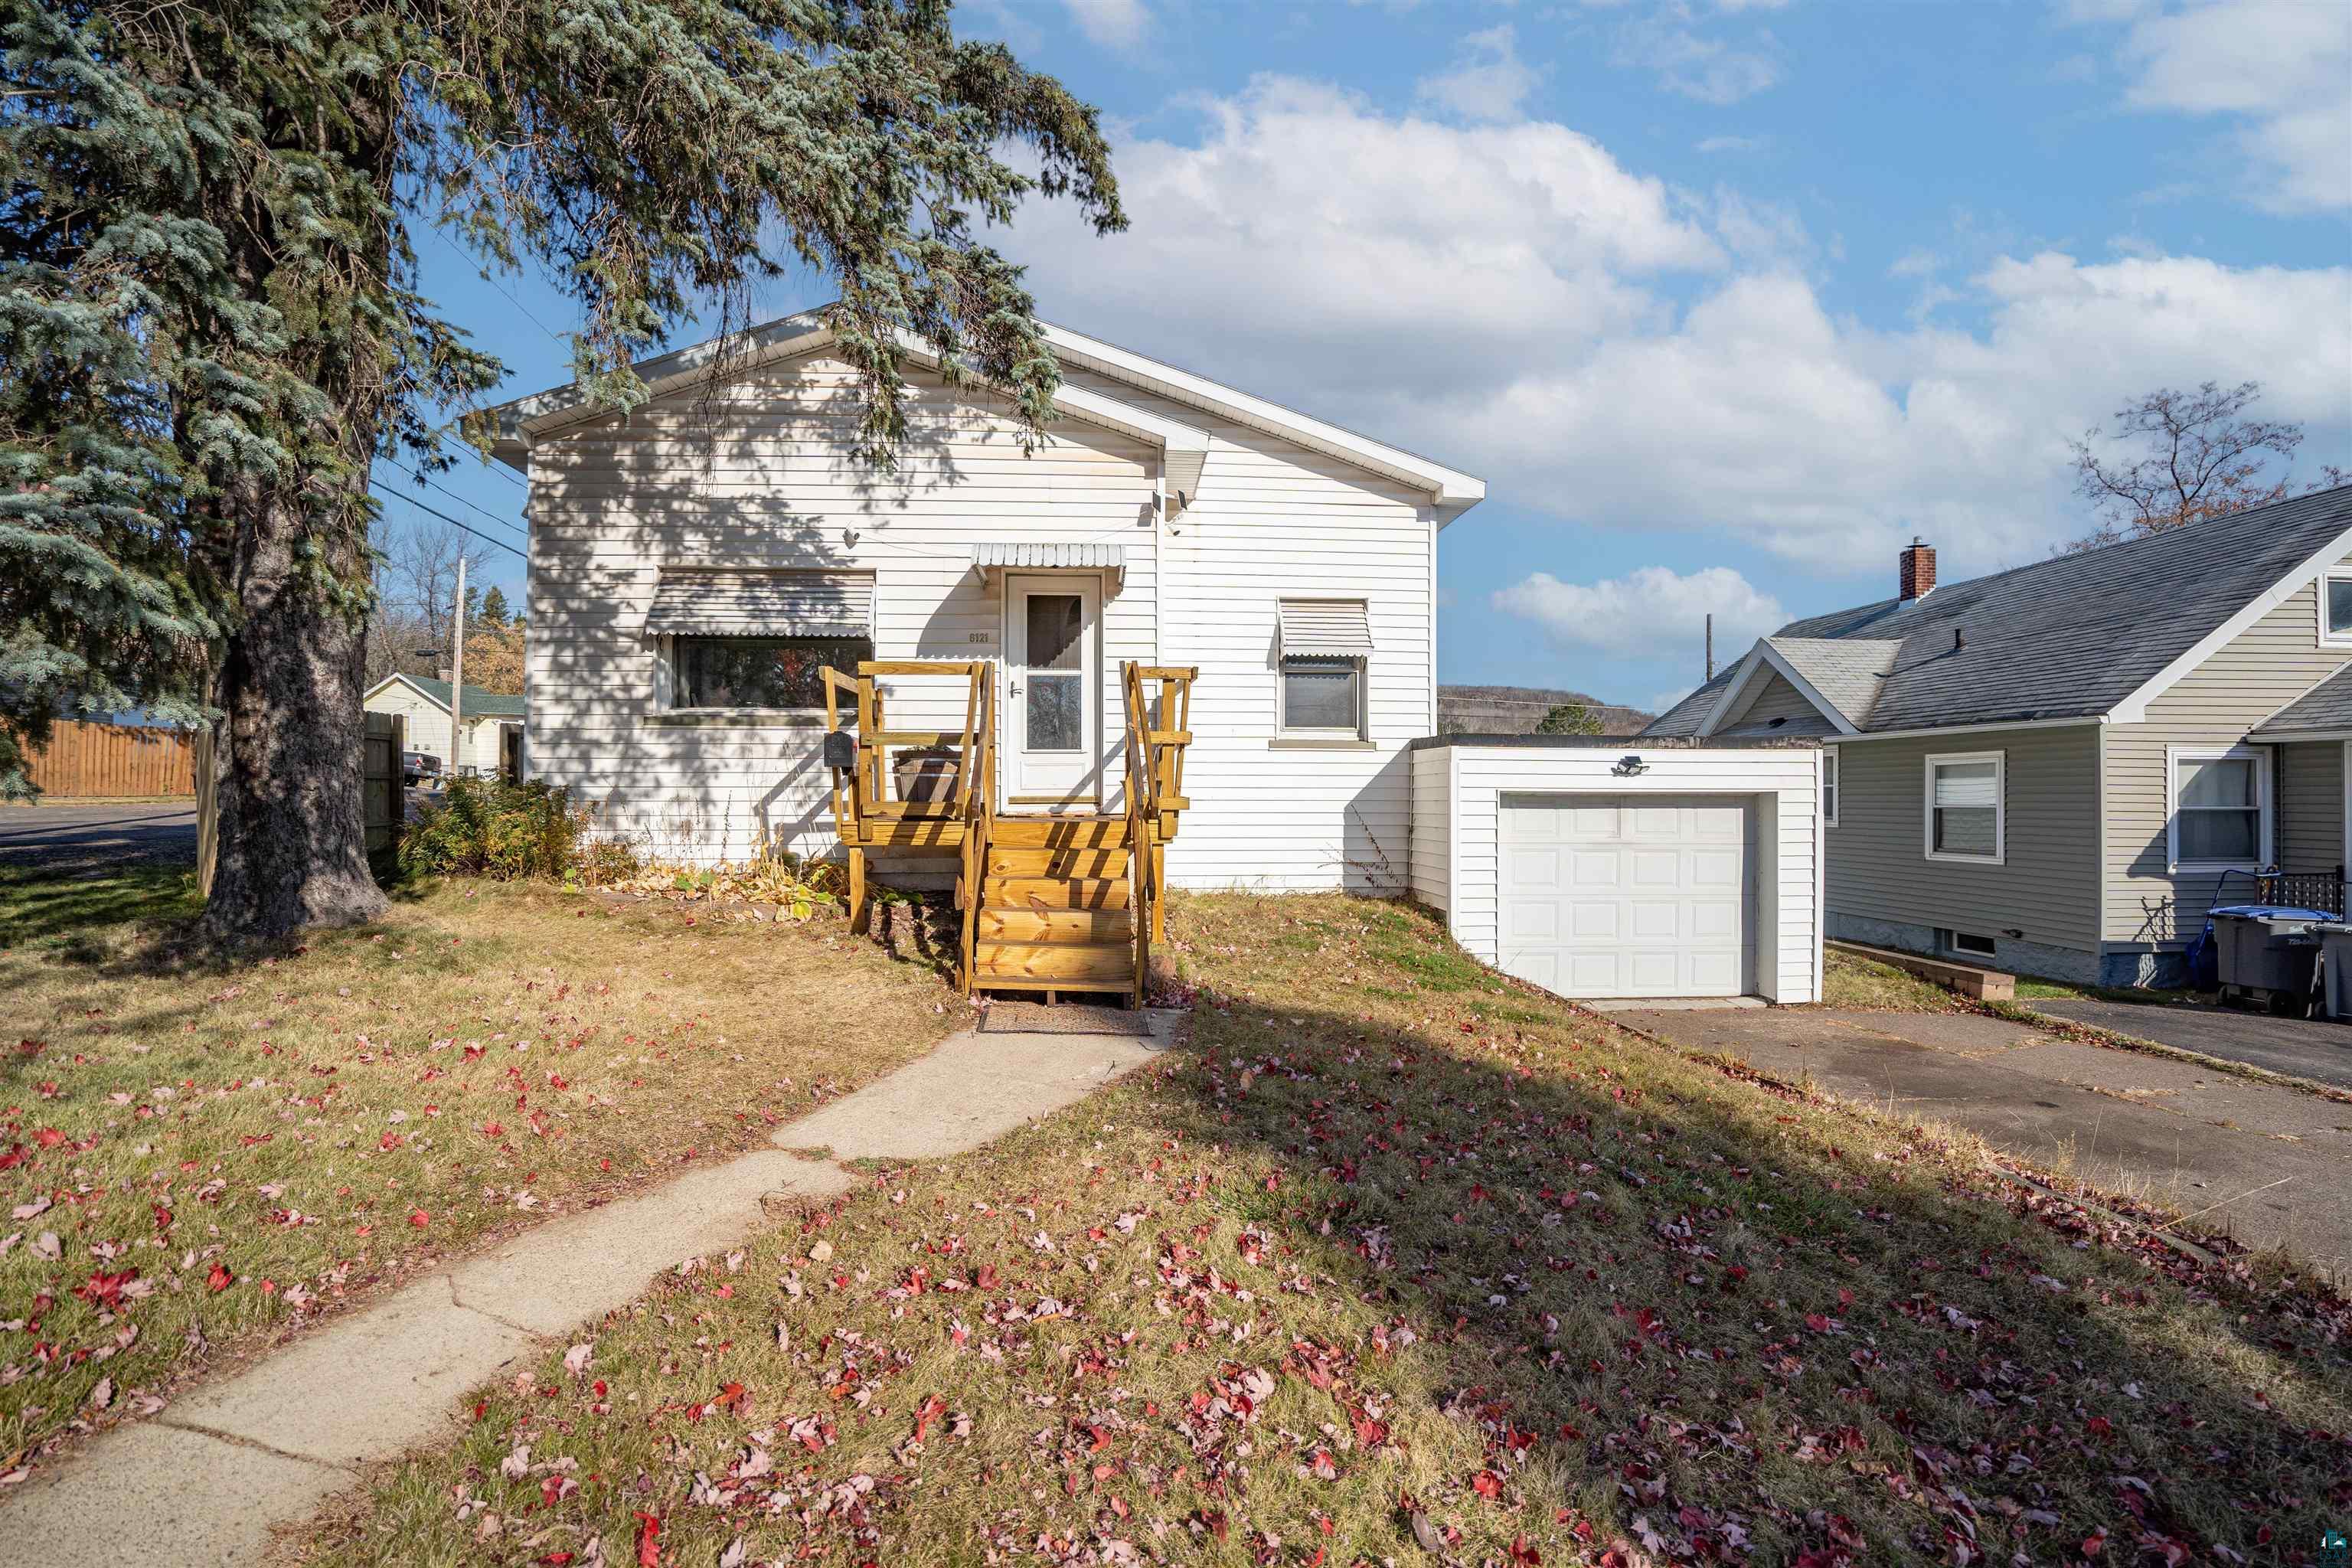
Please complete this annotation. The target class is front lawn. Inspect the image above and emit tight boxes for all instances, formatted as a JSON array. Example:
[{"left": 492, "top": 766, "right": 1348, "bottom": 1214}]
[
  {"left": 305, "top": 893, "right": 2349, "bottom": 1567},
  {"left": 0, "top": 866, "right": 957, "bottom": 1472}
]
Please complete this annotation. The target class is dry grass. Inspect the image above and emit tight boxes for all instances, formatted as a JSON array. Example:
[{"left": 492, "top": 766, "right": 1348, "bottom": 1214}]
[
  {"left": 1816, "top": 947, "right": 1966, "bottom": 1012},
  {"left": 302, "top": 893, "right": 2348, "bottom": 1567},
  {"left": 0, "top": 864, "right": 959, "bottom": 1473}
]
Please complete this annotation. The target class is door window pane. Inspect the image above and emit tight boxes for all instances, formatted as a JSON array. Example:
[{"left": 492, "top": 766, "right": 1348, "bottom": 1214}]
[
  {"left": 1025, "top": 594, "right": 1083, "bottom": 671},
  {"left": 1282, "top": 658, "right": 1361, "bottom": 730},
  {"left": 1026, "top": 673, "right": 1083, "bottom": 751}
]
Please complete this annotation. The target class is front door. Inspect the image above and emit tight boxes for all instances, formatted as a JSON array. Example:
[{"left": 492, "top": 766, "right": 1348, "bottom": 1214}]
[{"left": 1004, "top": 573, "right": 1099, "bottom": 804}]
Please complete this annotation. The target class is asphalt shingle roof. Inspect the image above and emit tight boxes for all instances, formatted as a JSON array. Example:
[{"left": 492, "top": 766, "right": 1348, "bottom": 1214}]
[
  {"left": 400, "top": 675, "right": 527, "bottom": 718},
  {"left": 1646, "top": 485, "right": 2352, "bottom": 738},
  {"left": 2254, "top": 664, "right": 2352, "bottom": 737}
]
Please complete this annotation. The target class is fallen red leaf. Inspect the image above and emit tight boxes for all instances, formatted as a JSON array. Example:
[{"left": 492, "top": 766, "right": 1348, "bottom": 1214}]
[
  {"left": 409, "top": 1210, "right": 430, "bottom": 1227},
  {"left": 205, "top": 1261, "right": 234, "bottom": 1292},
  {"left": 634, "top": 1511, "right": 662, "bottom": 1567}
]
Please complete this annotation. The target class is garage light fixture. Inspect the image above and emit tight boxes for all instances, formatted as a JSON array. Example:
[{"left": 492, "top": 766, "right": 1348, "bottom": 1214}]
[{"left": 1612, "top": 754, "right": 1649, "bottom": 776}]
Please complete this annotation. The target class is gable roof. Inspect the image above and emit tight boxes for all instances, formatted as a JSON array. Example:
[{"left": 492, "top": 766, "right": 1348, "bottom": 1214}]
[
  {"left": 482, "top": 309, "right": 1485, "bottom": 521},
  {"left": 1648, "top": 484, "right": 2352, "bottom": 739},
  {"left": 2253, "top": 663, "right": 2352, "bottom": 739},
  {"left": 367, "top": 673, "right": 527, "bottom": 719}
]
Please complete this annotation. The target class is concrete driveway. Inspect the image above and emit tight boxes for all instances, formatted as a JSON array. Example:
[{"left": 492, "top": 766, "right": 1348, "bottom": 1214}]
[
  {"left": 0, "top": 802, "right": 198, "bottom": 873},
  {"left": 2027, "top": 995, "right": 2352, "bottom": 1091},
  {"left": 1617, "top": 1004, "right": 2352, "bottom": 1279}
]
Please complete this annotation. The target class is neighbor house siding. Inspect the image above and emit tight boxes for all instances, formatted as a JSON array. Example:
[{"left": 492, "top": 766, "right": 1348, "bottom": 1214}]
[
  {"left": 2276, "top": 740, "right": 2344, "bottom": 878},
  {"left": 365, "top": 684, "right": 452, "bottom": 768},
  {"left": 524, "top": 351, "right": 1158, "bottom": 867},
  {"left": 1827, "top": 724, "right": 2102, "bottom": 953},
  {"left": 1720, "top": 668, "right": 1841, "bottom": 735},
  {"left": 2102, "top": 577, "right": 2352, "bottom": 943}
]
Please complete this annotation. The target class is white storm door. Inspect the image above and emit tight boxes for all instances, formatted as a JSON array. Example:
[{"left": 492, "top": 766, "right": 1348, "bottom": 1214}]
[
  {"left": 1004, "top": 573, "right": 1099, "bottom": 801},
  {"left": 1498, "top": 792, "right": 1753, "bottom": 998}
]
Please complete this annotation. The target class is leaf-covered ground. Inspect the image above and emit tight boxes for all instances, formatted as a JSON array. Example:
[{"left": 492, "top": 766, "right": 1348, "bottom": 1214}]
[
  {"left": 304, "top": 893, "right": 2350, "bottom": 1567},
  {"left": 0, "top": 866, "right": 957, "bottom": 1473}
]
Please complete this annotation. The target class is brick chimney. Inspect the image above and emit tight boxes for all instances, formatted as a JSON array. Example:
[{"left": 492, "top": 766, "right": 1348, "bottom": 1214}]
[{"left": 1899, "top": 537, "right": 1936, "bottom": 602}]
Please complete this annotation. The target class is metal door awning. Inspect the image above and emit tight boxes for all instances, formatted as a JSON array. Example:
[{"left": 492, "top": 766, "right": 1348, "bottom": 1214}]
[{"left": 969, "top": 543, "right": 1125, "bottom": 585}]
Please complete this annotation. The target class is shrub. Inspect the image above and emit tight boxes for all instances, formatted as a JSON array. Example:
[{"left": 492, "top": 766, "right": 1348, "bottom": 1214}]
[{"left": 397, "top": 779, "right": 624, "bottom": 881}]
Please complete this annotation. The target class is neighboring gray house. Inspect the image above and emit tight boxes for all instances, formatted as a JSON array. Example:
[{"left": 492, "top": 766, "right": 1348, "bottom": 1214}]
[{"left": 1645, "top": 485, "right": 2352, "bottom": 986}]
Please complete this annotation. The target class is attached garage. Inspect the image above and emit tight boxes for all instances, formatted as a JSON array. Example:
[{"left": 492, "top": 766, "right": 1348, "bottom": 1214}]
[{"left": 1410, "top": 737, "right": 1823, "bottom": 1004}]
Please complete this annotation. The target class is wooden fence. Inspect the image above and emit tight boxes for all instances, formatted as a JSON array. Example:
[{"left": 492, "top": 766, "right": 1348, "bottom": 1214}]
[
  {"left": 194, "top": 712, "right": 405, "bottom": 896},
  {"left": 25, "top": 720, "right": 197, "bottom": 798}
]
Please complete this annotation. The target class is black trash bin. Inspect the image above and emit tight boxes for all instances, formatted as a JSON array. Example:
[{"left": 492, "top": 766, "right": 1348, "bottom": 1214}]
[{"left": 2208, "top": 904, "right": 2331, "bottom": 1015}]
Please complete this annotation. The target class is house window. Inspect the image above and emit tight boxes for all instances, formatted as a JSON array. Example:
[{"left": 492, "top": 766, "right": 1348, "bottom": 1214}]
[
  {"left": 2168, "top": 746, "right": 2269, "bottom": 870},
  {"left": 671, "top": 635, "right": 874, "bottom": 710},
  {"left": 1281, "top": 659, "right": 1364, "bottom": 733},
  {"left": 1277, "top": 599, "right": 1371, "bottom": 737},
  {"left": 1822, "top": 746, "right": 1839, "bottom": 827},
  {"left": 1941, "top": 929, "right": 1998, "bottom": 959},
  {"left": 1924, "top": 750, "right": 2004, "bottom": 864},
  {"left": 2324, "top": 570, "right": 2352, "bottom": 646}
]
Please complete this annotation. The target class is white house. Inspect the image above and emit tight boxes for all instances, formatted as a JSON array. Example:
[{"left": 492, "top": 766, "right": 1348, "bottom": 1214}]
[
  {"left": 485, "top": 310, "right": 1484, "bottom": 881},
  {"left": 483, "top": 309, "right": 1821, "bottom": 1004},
  {"left": 363, "top": 675, "right": 526, "bottom": 778}
]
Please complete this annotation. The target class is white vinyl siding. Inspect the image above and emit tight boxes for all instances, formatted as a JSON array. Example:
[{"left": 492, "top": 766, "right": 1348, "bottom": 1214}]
[
  {"left": 522, "top": 349, "right": 1439, "bottom": 887},
  {"left": 2103, "top": 574, "right": 2352, "bottom": 943},
  {"left": 1410, "top": 744, "right": 1452, "bottom": 911}
]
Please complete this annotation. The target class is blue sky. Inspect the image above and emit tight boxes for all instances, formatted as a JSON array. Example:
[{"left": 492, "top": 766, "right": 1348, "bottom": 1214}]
[{"left": 385, "top": 0, "right": 2351, "bottom": 714}]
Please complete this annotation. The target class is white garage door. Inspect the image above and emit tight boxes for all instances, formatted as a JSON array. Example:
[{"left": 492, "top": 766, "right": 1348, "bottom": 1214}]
[{"left": 1498, "top": 792, "right": 1754, "bottom": 998}]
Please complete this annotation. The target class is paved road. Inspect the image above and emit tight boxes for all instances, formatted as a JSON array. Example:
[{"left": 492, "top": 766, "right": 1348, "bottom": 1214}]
[
  {"left": 1619, "top": 1005, "right": 2352, "bottom": 1279},
  {"left": 2027, "top": 995, "right": 2352, "bottom": 1091},
  {"left": 0, "top": 802, "right": 198, "bottom": 873}
]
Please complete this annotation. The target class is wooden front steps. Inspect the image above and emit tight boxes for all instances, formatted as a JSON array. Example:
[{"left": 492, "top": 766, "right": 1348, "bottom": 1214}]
[{"left": 972, "top": 813, "right": 1136, "bottom": 998}]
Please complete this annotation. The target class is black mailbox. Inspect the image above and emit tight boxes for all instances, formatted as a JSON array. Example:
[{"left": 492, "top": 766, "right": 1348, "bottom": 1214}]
[{"left": 820, "top": 729, "right": 858, "bottom": 770}]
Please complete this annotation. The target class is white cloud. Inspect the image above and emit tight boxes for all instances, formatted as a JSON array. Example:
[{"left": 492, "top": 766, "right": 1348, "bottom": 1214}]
[
  {"left": 1063, "top": 0, "right": 1149, "bottom": 51},
  {"left": 1611, "top": 7, "right": 1781, "bottom": 103},
  {"left": 2103, "top": 0, "right": 2351, "bottom": 211},
  {"left": 1416, "top": 25, "right": 1542, "bottom": 123},
  {"left": 1008, "top": 75, "right": 2352, "bottom": 577},
  {"left": 1494, "top": 566, "right": 1786, "bottom": 655},
  {"left": 1695, "top": 134, "right": 1763, "bottom": 154}
]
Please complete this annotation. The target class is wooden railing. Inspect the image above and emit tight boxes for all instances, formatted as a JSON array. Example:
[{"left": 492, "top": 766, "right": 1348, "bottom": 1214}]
[
  {"left": 959, "top": 678, "right": 996, "bottom": 995},
  {"left": 1121, "top": 663, "right": 1197, "bottom": 975},
  {"left": 820, "top": 660, "right": 992, "bottom": 949}
]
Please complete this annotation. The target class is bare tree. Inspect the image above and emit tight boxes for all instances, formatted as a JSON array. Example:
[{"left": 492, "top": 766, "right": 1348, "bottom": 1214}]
[
  {"left": 381, "top": 516, "right": 489, "bottom": 652},
  {"left": 2063, "top": 381, "right": 2345, "bottom": 552}
]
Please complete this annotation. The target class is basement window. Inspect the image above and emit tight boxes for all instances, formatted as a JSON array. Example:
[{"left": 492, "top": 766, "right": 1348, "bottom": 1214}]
[{"left": 1941, "top": 929, "right": 1998, "bottom": 960}]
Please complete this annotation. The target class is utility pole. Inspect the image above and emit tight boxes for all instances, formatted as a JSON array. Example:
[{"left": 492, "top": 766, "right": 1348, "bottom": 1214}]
[
  {"left": 1704, "top": 613, "right": 1713, "bottom": 681},
  {"left": 450, "top": 554, "right": 466, "bottom": 778}
]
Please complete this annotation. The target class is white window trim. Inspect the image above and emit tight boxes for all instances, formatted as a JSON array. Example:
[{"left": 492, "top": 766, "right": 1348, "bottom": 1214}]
[
  {"left": 1922, "top": 749, "right": 2005, "bottom": 865},
  {"left": 2319, "top": 567, "right": 2352, "bottom": 648},
  {"left": 1943, "top": 929, "right": 1998, "bottom": 959},
  {"left": 2166, "top": 743, "right": 2272, "bottom": 873},
  {"left": 1821, "top": 746, "right": 1840, "bottom": 828},
  {"left": 1276, "top": 653, "right": 1368, "bottom": 740}
]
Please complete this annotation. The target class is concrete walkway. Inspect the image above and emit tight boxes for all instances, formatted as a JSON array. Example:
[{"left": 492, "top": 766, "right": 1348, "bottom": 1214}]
[
  {"left": 0, "top": 1021, "right": 1171, "bottom": 1565},
  {"left": 1618, "top": 1006, "right": 2352, "bottom": 1279}
]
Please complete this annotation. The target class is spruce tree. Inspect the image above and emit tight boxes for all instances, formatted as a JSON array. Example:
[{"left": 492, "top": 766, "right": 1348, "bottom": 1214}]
[{"left": 2, "top": 0, "right": 1120, "bottom": 934}]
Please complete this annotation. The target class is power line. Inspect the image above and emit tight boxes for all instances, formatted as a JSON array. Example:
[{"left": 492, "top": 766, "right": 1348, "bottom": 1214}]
[
  {"left": 371, "top": 485, "right": 528, "bottom": 561},
  {"left": 436, "top": 430, "right": 525, "bottom": 488},
  {"left": 433, "top": 227, "right": 570, "bottom": 347},
  {"left": 380, "top": 456, "right": 528, "bottom": 543}
]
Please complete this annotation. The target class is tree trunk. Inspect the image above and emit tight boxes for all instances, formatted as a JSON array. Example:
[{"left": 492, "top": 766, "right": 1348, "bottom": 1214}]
[{"left": 201, "top": 479, "right": 387, "bottom": 938}]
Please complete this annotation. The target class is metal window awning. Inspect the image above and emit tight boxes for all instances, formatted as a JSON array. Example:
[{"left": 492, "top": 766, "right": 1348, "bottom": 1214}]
[
  {"left": 642, "top": 569, "right": 874, "bottom": 638},
  {"left": 969, "top": 542, "right": 1125, "bottom": 581},
  {"left": 1279, "top": 599, "right": 1373, "bottom": 658}
]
